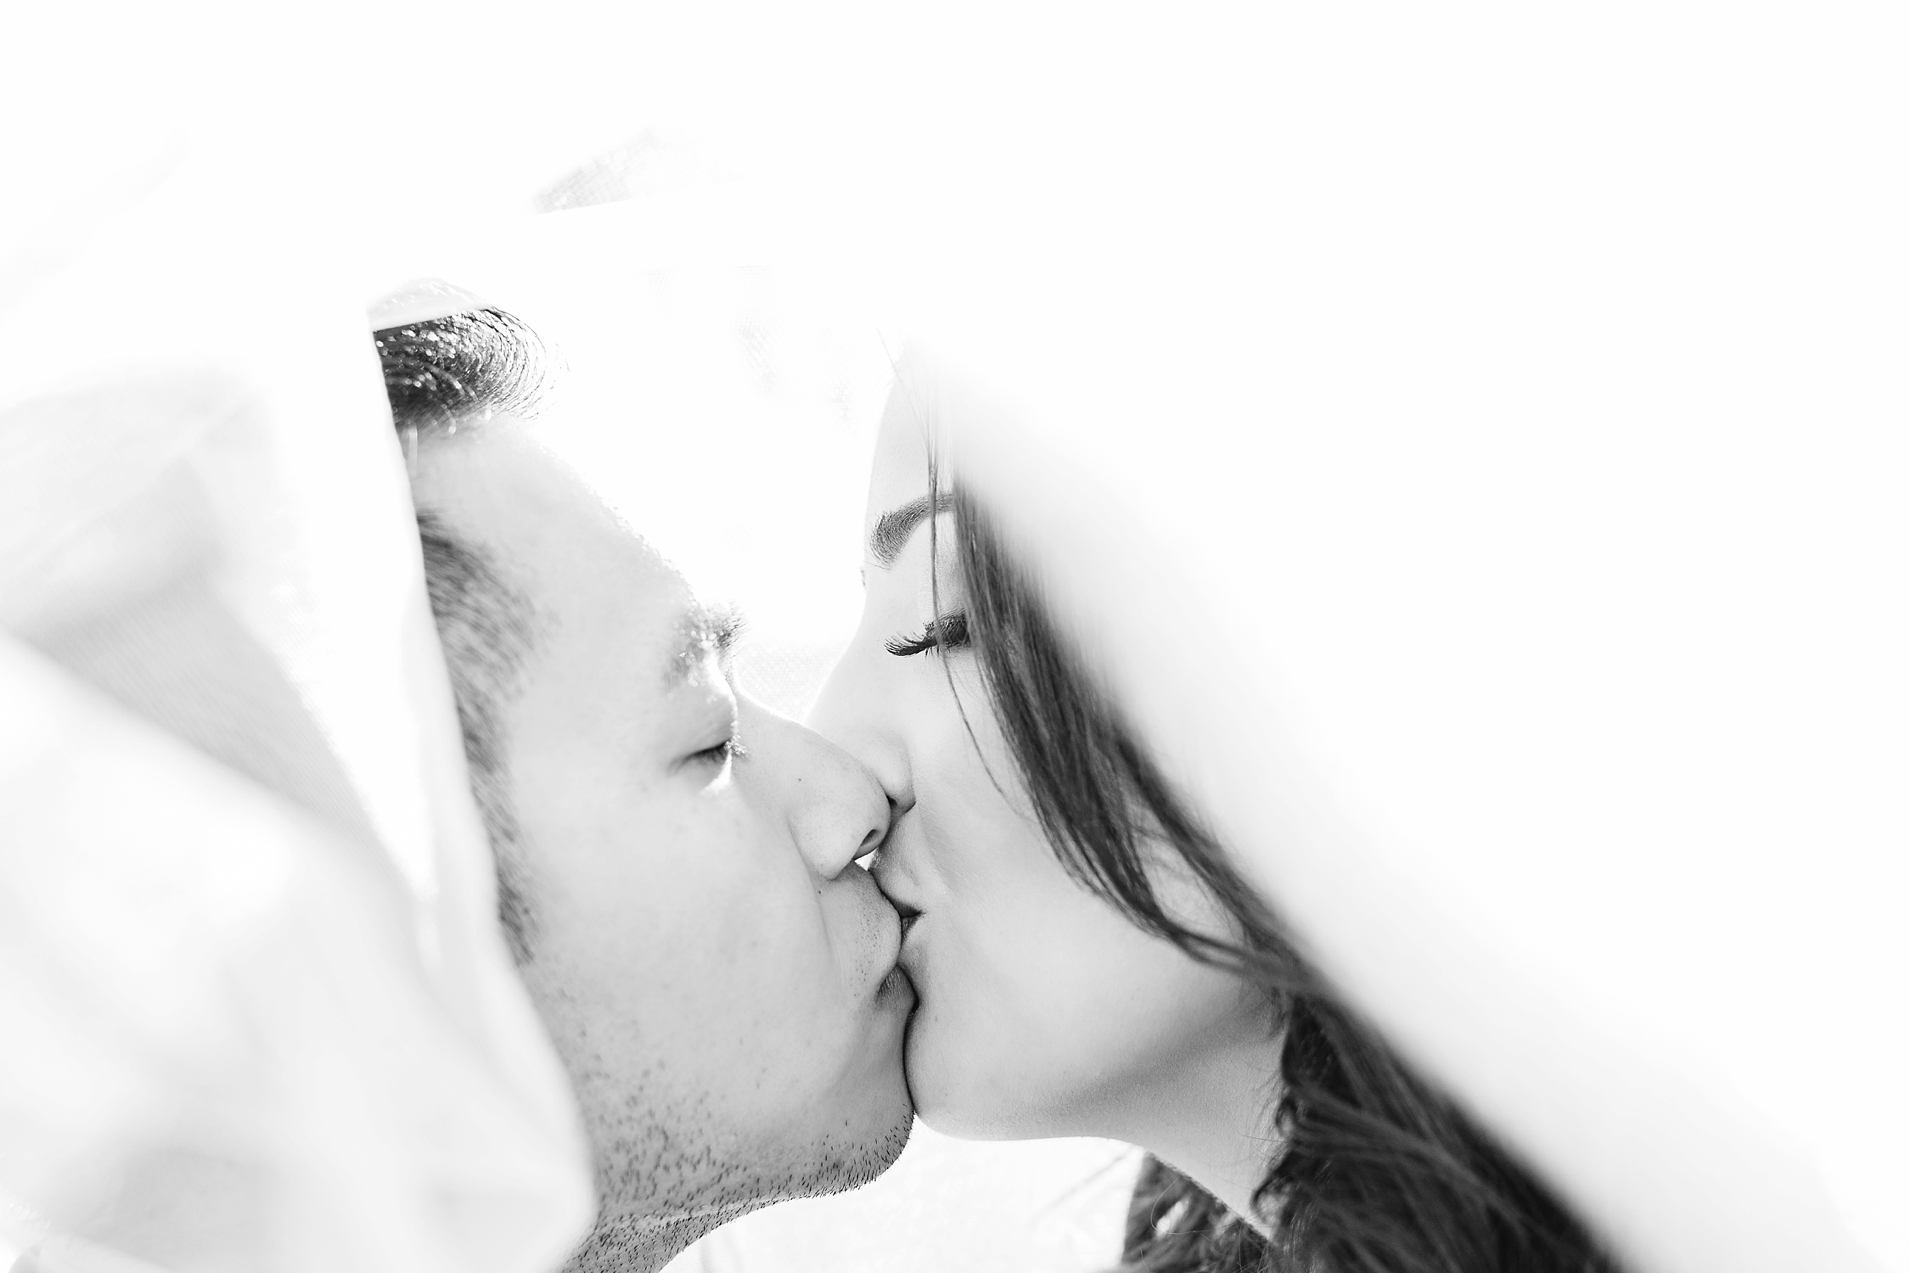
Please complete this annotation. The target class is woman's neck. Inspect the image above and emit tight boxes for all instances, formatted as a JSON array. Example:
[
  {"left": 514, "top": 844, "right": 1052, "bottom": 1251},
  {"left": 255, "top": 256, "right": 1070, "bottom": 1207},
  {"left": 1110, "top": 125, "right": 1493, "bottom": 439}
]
[{"left": 1115, "top": 1022, "right": 1285, "bottom": 1236}]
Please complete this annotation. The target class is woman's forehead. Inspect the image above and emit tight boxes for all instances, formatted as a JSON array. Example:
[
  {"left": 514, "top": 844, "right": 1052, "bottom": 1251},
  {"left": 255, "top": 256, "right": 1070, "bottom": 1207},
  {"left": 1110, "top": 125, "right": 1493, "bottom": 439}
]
[{"left": 869, "top": 396, "right": 933, "bottom": 498}]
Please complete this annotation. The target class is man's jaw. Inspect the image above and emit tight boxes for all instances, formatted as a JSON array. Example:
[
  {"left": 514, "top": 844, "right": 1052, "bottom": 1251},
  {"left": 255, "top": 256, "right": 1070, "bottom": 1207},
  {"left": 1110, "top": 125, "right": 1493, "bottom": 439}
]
[{"left": 562, "top": 1199, "right": 755, "bottom": 1273}]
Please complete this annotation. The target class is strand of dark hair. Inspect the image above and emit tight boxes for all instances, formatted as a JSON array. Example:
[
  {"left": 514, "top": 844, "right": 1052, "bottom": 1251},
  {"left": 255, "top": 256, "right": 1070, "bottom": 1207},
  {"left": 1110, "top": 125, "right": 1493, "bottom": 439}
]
[
  {"left": 945, "top": 483, "right": 1623, "bottom": 1273},
  {"left": 374, "top": 307, "right": 550, "bottom": 437}
]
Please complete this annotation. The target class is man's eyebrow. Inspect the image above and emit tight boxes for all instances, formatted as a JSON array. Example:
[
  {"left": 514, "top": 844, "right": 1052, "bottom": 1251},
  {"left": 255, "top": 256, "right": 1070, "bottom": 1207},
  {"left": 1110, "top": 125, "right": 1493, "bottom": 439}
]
[
  {"left": 869, "top": 491, "right": 957, "bottom": 567},
  {"left": 665, "top": 601, "right": 746, "bottom": 687}
]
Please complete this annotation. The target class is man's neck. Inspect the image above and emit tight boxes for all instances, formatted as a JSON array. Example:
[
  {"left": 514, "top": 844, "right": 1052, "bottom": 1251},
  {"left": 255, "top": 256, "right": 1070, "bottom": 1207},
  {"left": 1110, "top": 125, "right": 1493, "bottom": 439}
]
[{"left": 561, "top": 1204, "right": 746, "bottom": 1273}]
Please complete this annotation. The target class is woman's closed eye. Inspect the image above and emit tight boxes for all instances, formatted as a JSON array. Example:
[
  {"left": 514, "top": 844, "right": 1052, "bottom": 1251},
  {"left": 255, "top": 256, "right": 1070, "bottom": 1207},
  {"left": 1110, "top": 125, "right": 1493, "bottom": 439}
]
[{"left": 886, "top": 611, "right": 970, "bottom": 658}]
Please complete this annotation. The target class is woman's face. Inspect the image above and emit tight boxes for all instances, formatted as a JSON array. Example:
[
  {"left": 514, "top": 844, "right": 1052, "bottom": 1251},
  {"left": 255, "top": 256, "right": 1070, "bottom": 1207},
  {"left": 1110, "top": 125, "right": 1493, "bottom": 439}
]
[{"left": 810, "top": 386, "right": 1272, "bottom": 1142}]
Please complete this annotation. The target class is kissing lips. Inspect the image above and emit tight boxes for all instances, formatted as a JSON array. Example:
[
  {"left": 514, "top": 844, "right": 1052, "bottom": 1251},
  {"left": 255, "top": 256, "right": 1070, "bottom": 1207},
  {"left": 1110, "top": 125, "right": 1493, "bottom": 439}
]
[
  {"left": 873, "top": 891, "right": 920, "bottom": 1005},
  {"left": 876, "top": 903, "right": 922, "bottom": 1007}
]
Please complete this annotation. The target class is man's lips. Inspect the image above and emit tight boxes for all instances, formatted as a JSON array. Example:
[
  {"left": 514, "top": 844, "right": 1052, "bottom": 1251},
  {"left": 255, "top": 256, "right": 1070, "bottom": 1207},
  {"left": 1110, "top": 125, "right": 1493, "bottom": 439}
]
[
  {"left": 884, "top": 900, "right": 923, "bottom": 1000},
  {"left": 872, "top": 887, "right": 920, "bottom": 1001},
  {"left": 869, "top": 851, "right": 922, "bottom": 985},
  {"left": 892, "top": 906, "right": 923, "bottom": 1001}
]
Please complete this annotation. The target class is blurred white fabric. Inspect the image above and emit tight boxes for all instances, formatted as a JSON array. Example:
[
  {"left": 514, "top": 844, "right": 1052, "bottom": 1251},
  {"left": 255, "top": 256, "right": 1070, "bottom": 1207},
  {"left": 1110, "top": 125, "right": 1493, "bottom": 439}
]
[
  {"left": 0, "top": 98, "right": 595, "bottom": 1273},
  {"left": 0, "top": 636, "right": 584, "bottom": 1273},
  {"left": 921, "top": 9, "right": 1909, "bottom": 1270}
]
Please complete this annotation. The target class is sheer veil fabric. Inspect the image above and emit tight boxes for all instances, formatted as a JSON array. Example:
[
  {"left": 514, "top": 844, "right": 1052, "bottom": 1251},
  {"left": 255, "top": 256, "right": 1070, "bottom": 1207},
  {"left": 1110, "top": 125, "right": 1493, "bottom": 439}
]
[
  {"left": 0, "top": 32, "right": 599, "bottom": 1272},
  {"left": 921, "top": 29, "right": 1907, "bottom": 1260}
]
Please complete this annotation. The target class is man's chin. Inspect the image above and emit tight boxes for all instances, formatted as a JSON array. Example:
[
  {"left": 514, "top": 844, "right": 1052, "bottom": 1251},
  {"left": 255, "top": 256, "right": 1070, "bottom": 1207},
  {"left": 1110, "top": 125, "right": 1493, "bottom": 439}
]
[
  {"left": 574, "top": 1103, "right": 913, "bottom": 1272},
  {"left": 801, "top": 1105, "right": 915, "bottom": 1198},
  {"left": 796, "top": 1042, "right": 915, "bottom": 1198}
]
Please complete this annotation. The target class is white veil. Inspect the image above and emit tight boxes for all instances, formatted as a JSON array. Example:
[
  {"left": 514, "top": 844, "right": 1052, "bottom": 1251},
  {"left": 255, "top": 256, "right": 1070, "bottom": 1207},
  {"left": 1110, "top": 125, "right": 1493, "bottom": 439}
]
[{"left": 0, "top": 13, "right": 599, "bottom": 1267}]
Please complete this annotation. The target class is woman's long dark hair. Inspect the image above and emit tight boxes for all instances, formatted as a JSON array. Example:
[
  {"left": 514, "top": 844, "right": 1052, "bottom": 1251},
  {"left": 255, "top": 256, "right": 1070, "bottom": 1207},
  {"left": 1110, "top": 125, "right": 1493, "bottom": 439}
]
[{"left": 937, "top": 476, "right": 1622, "bottom": 1273}]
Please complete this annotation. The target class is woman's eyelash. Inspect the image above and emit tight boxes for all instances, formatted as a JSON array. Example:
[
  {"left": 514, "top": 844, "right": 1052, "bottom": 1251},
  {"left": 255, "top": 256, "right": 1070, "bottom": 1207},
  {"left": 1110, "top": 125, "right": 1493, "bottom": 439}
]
[{"left": 885, "top": 611, "right": 970, "bottom": 658}]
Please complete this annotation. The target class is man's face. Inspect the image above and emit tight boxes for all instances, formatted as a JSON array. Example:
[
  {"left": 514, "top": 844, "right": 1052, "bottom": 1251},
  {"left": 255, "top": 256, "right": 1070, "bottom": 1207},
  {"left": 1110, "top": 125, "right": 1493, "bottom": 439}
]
[{"left": 411, "top": 425, "right": 914, "bottom": 1263}]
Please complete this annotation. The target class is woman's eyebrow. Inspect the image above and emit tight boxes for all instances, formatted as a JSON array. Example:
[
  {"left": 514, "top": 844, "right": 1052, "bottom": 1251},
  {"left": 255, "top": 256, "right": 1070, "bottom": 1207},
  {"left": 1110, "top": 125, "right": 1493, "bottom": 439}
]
[{"left": 868, "top": 491, "right": 956, "bottom": 567}]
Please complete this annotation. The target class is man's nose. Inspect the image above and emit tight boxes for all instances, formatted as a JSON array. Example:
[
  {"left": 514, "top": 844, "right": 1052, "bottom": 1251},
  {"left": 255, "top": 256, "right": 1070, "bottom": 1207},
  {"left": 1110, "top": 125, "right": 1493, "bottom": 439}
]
[
  {"left": 796, "top": 732, "right": 891, "bottom": 880},
  {"left": 746, "top": 697, "right": 891, "bottom": 879}
]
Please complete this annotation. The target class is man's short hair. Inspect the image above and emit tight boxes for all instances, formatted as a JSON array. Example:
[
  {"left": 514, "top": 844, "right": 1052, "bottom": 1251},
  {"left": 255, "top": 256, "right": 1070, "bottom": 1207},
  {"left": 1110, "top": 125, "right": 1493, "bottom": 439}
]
[
  {"left": 376, "top": 307, "right": 550, "bottom": 436},
  {"left": 374, "top": 308, "right": 548, "bottom": 962}
]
